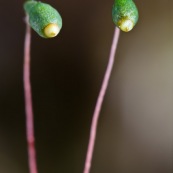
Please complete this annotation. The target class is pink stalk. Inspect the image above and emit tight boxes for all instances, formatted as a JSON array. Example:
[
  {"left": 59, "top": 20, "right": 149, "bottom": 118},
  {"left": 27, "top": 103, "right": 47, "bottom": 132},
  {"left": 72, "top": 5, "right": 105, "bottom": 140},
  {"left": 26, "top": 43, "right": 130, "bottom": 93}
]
[
  {"left": 83, "top": 27, "right": 120, "bottom": 173},
  {"left": 24, "top": 16, "right": 38, "bottom": 173}
]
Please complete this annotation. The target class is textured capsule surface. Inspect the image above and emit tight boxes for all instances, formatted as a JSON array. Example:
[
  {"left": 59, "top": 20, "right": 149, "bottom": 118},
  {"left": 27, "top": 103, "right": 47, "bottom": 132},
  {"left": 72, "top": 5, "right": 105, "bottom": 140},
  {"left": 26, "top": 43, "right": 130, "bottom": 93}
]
[
  {"left": 24, "top": 0, "right": 62, "bottom": 38},
  {"left": 112, "top": 0, "right": 138, "bottom": 32}
]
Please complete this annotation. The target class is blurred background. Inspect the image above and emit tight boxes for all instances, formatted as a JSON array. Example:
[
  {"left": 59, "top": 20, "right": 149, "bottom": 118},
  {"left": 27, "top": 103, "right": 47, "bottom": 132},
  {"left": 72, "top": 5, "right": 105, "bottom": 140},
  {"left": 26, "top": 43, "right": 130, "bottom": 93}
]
[{"left": 0, "top": 0, "right": 172, "bottom": 172}]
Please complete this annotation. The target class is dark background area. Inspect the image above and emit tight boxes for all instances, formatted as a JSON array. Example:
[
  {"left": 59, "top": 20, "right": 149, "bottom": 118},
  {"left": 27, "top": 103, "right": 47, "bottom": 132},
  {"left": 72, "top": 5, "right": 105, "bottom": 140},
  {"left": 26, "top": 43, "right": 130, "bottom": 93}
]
[{"left": 0, "top": 0, "right": 172, "bottom": 172}]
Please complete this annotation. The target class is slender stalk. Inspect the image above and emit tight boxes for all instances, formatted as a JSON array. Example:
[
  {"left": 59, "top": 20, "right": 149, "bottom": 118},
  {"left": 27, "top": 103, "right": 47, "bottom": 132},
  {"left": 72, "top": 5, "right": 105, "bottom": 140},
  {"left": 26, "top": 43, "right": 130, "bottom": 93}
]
[
  {"left": 24, "top": 16, "right": 38, "bottom": 173},
  {"left": 83, "top": 27, "right": 120, "bottom": 173}
]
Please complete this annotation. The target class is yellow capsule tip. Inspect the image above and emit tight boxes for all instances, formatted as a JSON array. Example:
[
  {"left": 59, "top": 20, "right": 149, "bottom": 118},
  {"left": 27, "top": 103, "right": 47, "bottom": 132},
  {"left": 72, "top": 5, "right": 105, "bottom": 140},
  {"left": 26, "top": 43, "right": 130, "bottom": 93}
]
[
  {"left": 44, "top": 23, "right": 60, "bottom": 38},
  {"left": 118, "top": 19, "right": 134, "bottom": 32}
]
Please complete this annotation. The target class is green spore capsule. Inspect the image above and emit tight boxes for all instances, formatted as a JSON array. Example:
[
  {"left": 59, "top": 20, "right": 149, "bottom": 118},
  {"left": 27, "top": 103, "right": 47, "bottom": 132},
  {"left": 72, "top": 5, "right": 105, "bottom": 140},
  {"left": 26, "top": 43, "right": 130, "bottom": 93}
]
[
  {"left": 112, "top": 0, "right": 138, "bottom": 32},
  {"left": 24, "top": 0, "right": 62, "bottom": 38}
]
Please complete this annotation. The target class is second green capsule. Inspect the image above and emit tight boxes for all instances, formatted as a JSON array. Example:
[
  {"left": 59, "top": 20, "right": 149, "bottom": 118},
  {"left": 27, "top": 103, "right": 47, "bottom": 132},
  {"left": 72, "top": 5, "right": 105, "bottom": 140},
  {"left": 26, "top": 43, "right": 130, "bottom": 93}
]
[
  {"left": 112, "top": 0, "right": 139, "bottom": 32},
  {"left": 24, "top": 0, "right": 62, "bottom": 38}
]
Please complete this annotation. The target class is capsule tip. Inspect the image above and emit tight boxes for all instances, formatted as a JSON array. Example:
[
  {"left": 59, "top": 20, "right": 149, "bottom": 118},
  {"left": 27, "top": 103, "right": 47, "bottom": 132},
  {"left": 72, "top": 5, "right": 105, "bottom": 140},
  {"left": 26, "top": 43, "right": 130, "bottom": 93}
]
[
  {"left": 118, "top": 19, "right": 134, "bottom": 32},
  {"left": 44, "top": 23, "right": 60, "bottom": 38}
]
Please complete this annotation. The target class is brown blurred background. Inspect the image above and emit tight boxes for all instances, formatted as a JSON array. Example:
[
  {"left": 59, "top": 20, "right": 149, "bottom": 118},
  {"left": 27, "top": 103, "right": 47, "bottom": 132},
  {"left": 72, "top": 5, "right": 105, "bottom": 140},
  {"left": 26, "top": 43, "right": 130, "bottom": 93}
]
[{"left": 0, "top": 0, "right": 172, "bottom": 172}]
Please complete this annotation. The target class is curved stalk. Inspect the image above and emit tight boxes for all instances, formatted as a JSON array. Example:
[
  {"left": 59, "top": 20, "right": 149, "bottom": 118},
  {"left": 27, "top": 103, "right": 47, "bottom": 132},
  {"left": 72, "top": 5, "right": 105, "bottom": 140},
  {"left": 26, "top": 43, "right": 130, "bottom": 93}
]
[{"left": 83, "top": 27, "right": 120, "bottom": 173}]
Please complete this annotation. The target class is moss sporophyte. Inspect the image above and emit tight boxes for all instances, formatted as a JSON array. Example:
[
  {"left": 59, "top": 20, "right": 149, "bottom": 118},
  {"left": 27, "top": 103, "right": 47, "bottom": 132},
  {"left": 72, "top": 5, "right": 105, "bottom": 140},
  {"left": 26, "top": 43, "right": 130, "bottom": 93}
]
[{"left": 23, "top": 1, "right": 63, "bottom": 173}]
